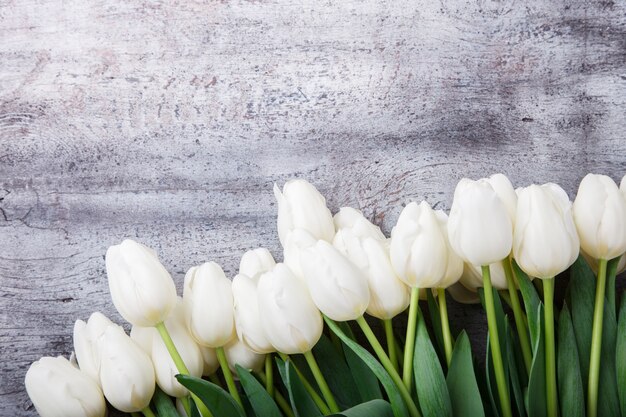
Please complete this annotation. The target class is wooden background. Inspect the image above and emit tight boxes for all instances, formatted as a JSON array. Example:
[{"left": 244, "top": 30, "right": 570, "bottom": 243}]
[{"left": 1, "top": 0, "right": 625, "bottom": 415}]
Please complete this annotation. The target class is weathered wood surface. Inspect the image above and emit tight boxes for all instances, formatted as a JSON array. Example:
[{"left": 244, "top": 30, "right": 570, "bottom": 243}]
[{"left": 1, "top": 0, "right": 626, "bottom": 414}]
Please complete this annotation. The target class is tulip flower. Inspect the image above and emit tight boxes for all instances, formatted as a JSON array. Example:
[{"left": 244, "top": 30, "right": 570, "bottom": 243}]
[
  {"left": 73, "top": 312, "right": 118, "bottom": 382},
  {"left": 257, "top": 263, "right": 323, "bottom": 354},
  {"left": 447, "top": 281, "right": 480, "bottom": 304},
  {"left": 25, "top": 356, "right": 106, "bottom": 417},
  {"left": 106, "top": 239, "right": 177, "bottom": 327},
  {"left": 239, "top": 247, "right": 276, "bottom": 278},
  {"left": 224, "top": 338, "right": 266, "bottom": 373},
  {"left": 199, "top": 346, "right": 219, "bottom": 376},
  {"left": 232, "top": 273, "right": 274, "bottom": 353},
  {"left": 98, "top": 325, "right": 156, "bottom": 412},
  {"left": 487, "top": 173, "right": 518, "bottom": 222},
  {"left": 183, "top": 262, "right": 235, "bottom": 348},
  {"left": 132, "top": 299, "right": 204, "bottom": 398},
  {"left": 514, "top": 182, "right": 579, "bottom": 417},
  {"left": 274, "top": 179, "right": 335, "bottom": 246},
  {"left": 573, "top": 174, "right": 626, "bottom": 260},
  {"left": 334, "top": 207, "right": 387, "bottom": 241}
]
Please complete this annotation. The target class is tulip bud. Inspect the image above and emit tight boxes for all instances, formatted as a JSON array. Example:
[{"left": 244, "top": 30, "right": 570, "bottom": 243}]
[
  {"left": 333, "top": 208, "right": 409, "bottom": 319},
  {"left": 581, "top": 250, "right": 626, "bottom": 275},
  {"left": 274, "top": 179, "right": 335, "bottom": 246},
  {"left": 199, "top": 346, "right": 219, "bottom": 376},
  {"left": 296, "top": 235, "right": 370, "bottom": 321},
  {"left": 239, "top": 248, "right": 276, "bottom": 278},
  {"left": 98, "top": 326, "right": 155, "bottom": 412},
  {"left": 390, "top": 202, "right": 448, "bottom": 288},
  {"left": 106, "top": 239, "right": 177, "bottom": 327},
  {"left": 132, "top": 299, "right": 204, "bottom": 397},
  {"left": 448, "top": 178, "right": 513, "bottom": 266},
  {"left": 447, "top": 282, "right": 480, "bottom": 304},
  {"left": 25, "top": 356, "right": 106, "bottom": 417},
  {"left": 224, "top": 338, "right": 266, "bottom": 373},
  {"left": 232, "top": 273, "right": 274, "bottom": 353},
  {"left": 73, "top": 312, "right": 118, "bottom": 382},
  {"left": 183, "top": 262, "right": 235, "bottom": 348},
  {"left": 283, "top": 228, "right": 317, "bottom": 280},
  {"left": 469, "top": 261, "right": 508, "bottom": 289},
  {"left": 513, "top": 184, "right": 580, "bottom": 278},
  {"left": 573, "top": 174, "right": 626, "bottom": 260},
  {"left": 486, "top": 173, "right": 517, "bottom": 222},
  {"left": 257, "top": 263, "right": 323, "bottom": 354},
  {"left": 434, "top": 210, "right": 464, "bottom": 288}
]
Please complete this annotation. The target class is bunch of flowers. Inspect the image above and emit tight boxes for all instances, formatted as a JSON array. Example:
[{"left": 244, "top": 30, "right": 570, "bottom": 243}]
[{"left": 25, "top": 174, "right": 626, "bottom": 417}]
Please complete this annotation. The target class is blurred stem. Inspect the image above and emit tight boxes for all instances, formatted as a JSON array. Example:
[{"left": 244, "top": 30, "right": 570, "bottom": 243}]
[
  {"left": 502, "top": 257, "right": 532, "bottom": 373},
  {"left": 155, "top": 322, "right": 211, "bottom": 417},
  {"left": 257, "top": 371, "right": 296, "bottom": 417},
  {"left": 403, "top": 287, "right": 420, "bottom": 391},
  {"left": 587, "top": 258, "right": 608, "bottom": 417},
  {"left": 383, "top": 319, "right": 399, "bottom": 371},
  {"left": 180, "top": 397, "right": 191, "bottom": 417},
  {"left": 265, "top": 354, "right": 274, "bottom": 398},
  {"left": 543, "top": 277, "right": 558, "bottom": 417},
  {"left": 303, "top": 350, "right": 340, "bottom": 413},
  {"left": 438, "top": 288, "right": 453, "bottom": 366},
  {"left": 141, "top": 407, "right": 157, "bottom": 417},
  {"left": 482, "top": 265, "right": 513, "bottom": 417},
  {"left": 355, "top": 316, "right": 422, "bottom": 417},
  {"left": 278, "top": 353, "right": 331, "bottom": 415},
  {"left": 216, "top": 346, "right": 243, "bottom": 407}
]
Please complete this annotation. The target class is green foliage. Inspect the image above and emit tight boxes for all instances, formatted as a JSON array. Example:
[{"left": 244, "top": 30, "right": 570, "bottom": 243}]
[
  {"left": 236, "top": 365, "right": 282, "bottom": 417},
  {"left": 557, "top": 304, "right": 584, "bottom": 417},
  {"left": 176, "top": 374, "right": 246, "bottom": 417},
  {"left": 446, "top": 332, "right": 485, "bottom": 417},
  {"left": 152, "top": 386, "right": 182, "bottom": 417},
  {"left": 328, "top": 399, "right": 394, "bottom": 417},
  {"left": 276, "top": 357, "right": 323, "bottom": 417}
]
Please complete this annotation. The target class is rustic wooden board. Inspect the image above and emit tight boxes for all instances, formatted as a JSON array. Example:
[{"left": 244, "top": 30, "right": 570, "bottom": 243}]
[{"left": 1, "top": 0, "right": 625, "bottom": 415}]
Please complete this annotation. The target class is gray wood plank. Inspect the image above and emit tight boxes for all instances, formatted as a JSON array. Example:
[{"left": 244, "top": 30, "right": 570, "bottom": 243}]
[{"left": 1, "top": 0, "right": 625, "bottom": 414}]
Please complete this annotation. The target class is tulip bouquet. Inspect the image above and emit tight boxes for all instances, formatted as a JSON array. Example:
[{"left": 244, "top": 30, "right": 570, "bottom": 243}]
[{"left": 25, "top": 174, "right": 626, "bottom": 417}]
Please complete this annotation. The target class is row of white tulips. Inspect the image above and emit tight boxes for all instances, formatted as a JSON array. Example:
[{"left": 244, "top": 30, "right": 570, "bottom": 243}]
[{"left": 25, "top": 173, "right": 626, "bottom": 417}]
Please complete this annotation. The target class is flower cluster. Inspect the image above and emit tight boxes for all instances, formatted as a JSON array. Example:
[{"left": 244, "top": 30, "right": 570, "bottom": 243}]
[{"left": 25, "top": 174, "right": 626, "bottom": 417}]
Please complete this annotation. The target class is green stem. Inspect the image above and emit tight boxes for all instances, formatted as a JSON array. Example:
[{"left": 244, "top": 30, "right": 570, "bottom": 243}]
[
  {"left": 502, "top": 258, "right": 532, "bottom": 373},
  {"left": 265, "top": 354, "right": 274, "bottom": 398},
  {"left": 216, "top": 346, "right": 243, "bottom": 407},
  {"left": 257, "top": 371, "right": 296, "bottom": 417},
  {"left": 356, "top": 316, "right": 422, "bottom": 417},
  {"left": 403, "top": 287, "right": 420, "bottom": 391},
  {"left": 438, "top": 288, "right": 453, "bottom": 366},
  {"left": 180, "top": 397, "right": 191, "bottom": 417},
  {"left": 303, "top": 350, "right": 340, "bottom": 413},
  {"left": 142, "top": 407, "right": 157, "bottom": 417},
  {"left": 383, "top": 319, "right": 399, "bottom": 371},
  {"left": 544, "top": 277, "right": 558, "bottom": 417},
  {"left": 587, "top": 258, "right": 608, "bottom": 417},
  {"left": 482, "top": 265, "right": 513, "bottom": 417},
  {"left": 278, "top": 353, "right": 331, "bottom": 415}
]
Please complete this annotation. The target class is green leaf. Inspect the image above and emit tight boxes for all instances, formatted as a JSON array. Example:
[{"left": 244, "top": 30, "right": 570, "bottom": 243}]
[
  {"left": 235, "top": 365, "right": 282, "bottom": 417},
  {"left": 176, "top": 374, "right": 246, "bottom": 417},
  {"left": 426, "top": 289, "right": 446, "bottom": 362},
  {"left": 512, "top": 260, "right": 541, "bottom": 348},
  {"left": 598, "top": 299, "right": 620, "bottom": 417},
  {"left": 526, "top": 304, "right": 546, "bottom": 417},
  {"left": 567, "top": 256, "right": 596, "bottom": 388},
  {"left": 605, "top": 255, "right": 622, "bottom": 320},
  {"left": 617, "top": 294, "right": 626, "bottom": 415},
  {"left": 328, "top": 399, "right": 394, "bottom": 417},
  {"left": 446, "top": 331, "right": 485, "bottom": 417},
  {"left": 506, "top": 324, "right": 525, "bottom": 417},
  {"left": 152, "top": 386, "right": 182, "bottom": 417},
  {"left": 557, "top": 303, "right": 584, "bottom": 417},
  {"left": 324, "top": 317, "right": 409, "bottom": 417},
  {"left": 313, "top": 334, "right": 362, "bottom": 408},
  {"left": 276, "top": 357, "right": 323, "bottom": 417},
  {"left": 413, "top": 314, "right": 452, "bottom": 417}
]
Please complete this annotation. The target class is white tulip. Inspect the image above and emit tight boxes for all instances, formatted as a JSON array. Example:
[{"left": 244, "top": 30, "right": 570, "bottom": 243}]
[
  {"left": 106, "top": 239, "right": 177, "bottom": 327},
  {"left": 390, "top": 201, "right": 448, "bottom": 288},
  {"left": 257, "top": 263, "right": 323, "bottom": 354},
  {"left": 282, "top": 228, "right": 318, "bottom": 280},
  {"left": 274, "top": 179, "right": 335, "bottom": 246},
  {"left": 448, "top": 178, "right": 513, "bottom": 266},
  {"left": 199, "top": 346, "right": 219, "bottom": 376},
  {"left": 224, "top": 338, "right": 266, "bottom": 373},
  {"left": 132, "top": 299, "right": 204, "bottom": 397},
  {"left": 332, "top": 208, "right": 409, "bottom": 319},
  {"left": 486, "top": 173, "right": 518, "bottom": 222},
  {"left": 434, "top": 210, "right": 464, "bottom": 288},
  {"left": 183, "top": 262, "right": 235, "bottom": 348},
  {"left": 98, "top": 326, "right": 155, "bottom": 412},
  {"left": 232, "top": 273, "right": 274, "bottom": 353},
  {"left": 469, "top": 262, "right": 508, "bottom": 289},
  {"left": 73, "top": 312, "right": 118, "bottom": 382},
  {"left": 446, "top": 282, "right": 480, "bottom": 304},
  {"left": 25, "top": 356, "right": 106, "bottom": 417},
  {"left": 513, "top": 184, "right": 580, "bottom": 278},
  {"left": 573, "top": 174, "right": 626, "bottom": 260},
  {"left": 239, "top": 248, "right": 276, "bottom": 278},
  {"left": 296, "top": 237, "right": 370, "bottom": 321}
]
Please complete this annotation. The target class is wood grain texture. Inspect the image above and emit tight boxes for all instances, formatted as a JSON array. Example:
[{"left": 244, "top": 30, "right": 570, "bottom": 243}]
[{"left": 1, "top": 0, "right": 625, "bottom": 414}]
